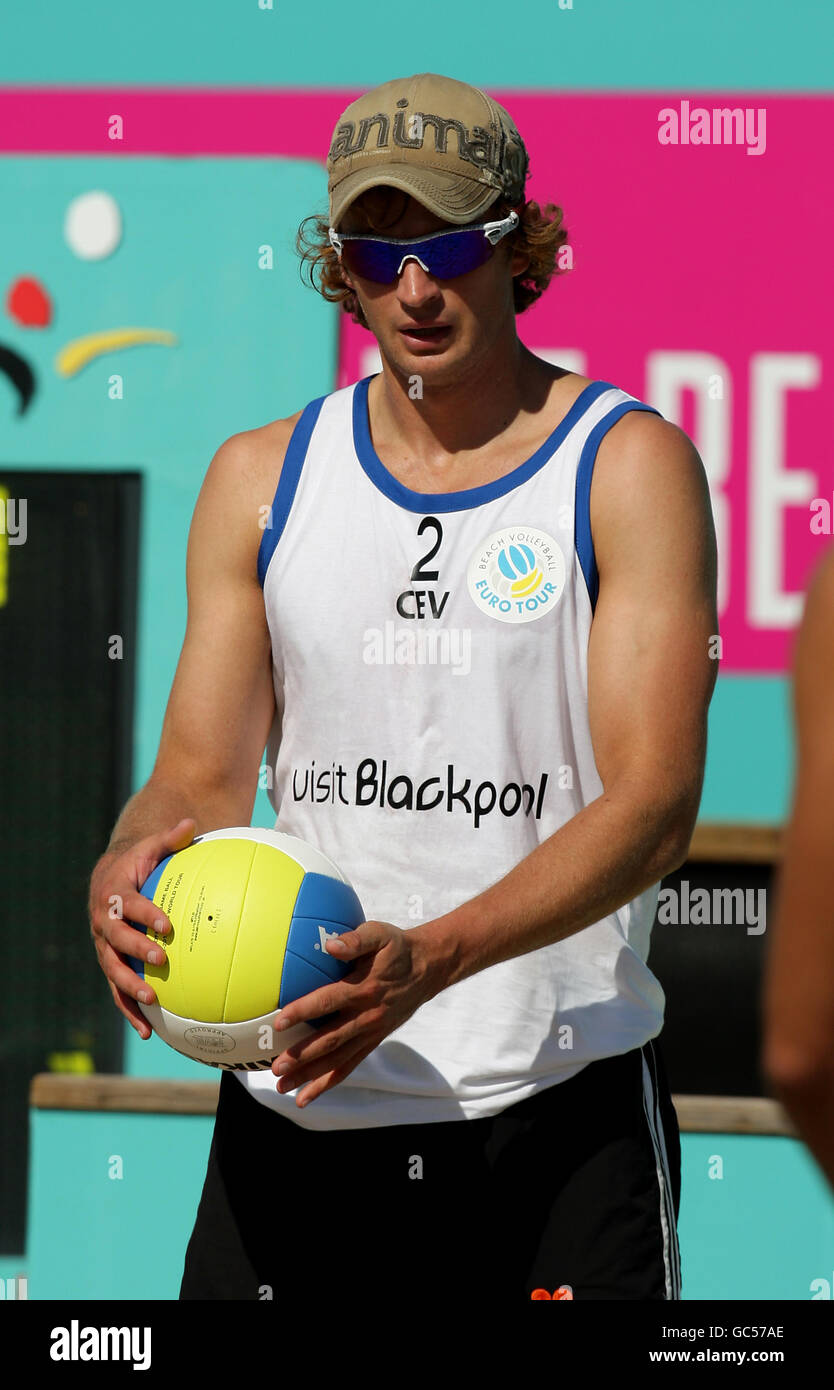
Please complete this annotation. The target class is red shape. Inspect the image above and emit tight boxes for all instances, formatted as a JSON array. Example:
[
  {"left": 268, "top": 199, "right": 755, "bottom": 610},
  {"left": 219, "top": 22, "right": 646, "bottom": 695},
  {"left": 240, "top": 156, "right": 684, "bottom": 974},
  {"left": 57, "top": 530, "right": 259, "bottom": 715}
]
[{"left": 7, "top": 276, "right": 51, "bottom": 327}]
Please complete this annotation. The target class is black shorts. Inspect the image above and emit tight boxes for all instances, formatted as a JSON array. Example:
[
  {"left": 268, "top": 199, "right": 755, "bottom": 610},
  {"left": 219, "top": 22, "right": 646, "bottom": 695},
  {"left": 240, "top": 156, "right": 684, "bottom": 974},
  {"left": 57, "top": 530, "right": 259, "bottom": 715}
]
[{"left": 179, "top": 1037, "right": 681, "bottom": 1302}]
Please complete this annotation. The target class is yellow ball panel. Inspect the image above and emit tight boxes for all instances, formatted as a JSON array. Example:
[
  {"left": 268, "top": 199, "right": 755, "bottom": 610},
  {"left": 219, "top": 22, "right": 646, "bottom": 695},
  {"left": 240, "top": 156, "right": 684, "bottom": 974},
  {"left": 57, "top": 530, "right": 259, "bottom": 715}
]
[
  {"left": 224, "top": 845, "right": 304, "bottom": 1022},
  {"left": 147, "top": 839, "right": 256, "bottom": 1020}
]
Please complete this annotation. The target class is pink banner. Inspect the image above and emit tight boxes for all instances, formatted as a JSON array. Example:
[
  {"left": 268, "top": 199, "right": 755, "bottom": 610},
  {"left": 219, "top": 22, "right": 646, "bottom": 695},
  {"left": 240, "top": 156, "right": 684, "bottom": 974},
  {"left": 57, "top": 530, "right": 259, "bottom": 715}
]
[{"left": 2, "top": 88, "right": 831, "bottom": 671}]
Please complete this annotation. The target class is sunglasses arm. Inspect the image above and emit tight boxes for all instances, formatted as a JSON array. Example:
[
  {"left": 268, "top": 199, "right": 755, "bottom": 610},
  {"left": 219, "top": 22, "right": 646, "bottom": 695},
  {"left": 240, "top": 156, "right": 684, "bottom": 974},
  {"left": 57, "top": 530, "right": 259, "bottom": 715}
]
[{"left": 482, "top": 209, "right": 520, "bottom": 245}]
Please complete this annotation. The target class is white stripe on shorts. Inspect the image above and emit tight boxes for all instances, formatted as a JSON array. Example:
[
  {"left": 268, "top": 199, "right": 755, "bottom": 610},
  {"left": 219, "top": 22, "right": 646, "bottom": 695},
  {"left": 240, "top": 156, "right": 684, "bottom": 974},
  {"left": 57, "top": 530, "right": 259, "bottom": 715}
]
[{"left": 641, "top": 1041, "right": 682, "bottom": 1299}]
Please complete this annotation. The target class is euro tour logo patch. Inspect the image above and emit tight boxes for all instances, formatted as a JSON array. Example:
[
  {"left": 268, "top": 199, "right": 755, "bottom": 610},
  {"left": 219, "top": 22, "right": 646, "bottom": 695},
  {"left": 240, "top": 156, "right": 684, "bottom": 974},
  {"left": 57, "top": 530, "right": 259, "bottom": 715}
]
[{"left": 467, "top": 526, "right": 567, "bottom": 624}]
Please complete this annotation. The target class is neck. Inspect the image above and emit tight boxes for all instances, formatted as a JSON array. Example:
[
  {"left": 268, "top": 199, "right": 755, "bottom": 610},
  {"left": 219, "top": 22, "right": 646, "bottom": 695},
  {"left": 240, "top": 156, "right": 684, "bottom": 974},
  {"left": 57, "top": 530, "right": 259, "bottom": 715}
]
[{"left": 369, "top": 337, "right": 561, "bottom": 467}]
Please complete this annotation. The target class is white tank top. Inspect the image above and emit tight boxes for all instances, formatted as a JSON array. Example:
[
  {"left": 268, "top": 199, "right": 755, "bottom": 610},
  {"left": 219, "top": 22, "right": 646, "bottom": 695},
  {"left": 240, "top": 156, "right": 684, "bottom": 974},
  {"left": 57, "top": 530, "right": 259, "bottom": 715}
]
[{"left": 239, "top": 373, "right": 667, "bottom": 1129}]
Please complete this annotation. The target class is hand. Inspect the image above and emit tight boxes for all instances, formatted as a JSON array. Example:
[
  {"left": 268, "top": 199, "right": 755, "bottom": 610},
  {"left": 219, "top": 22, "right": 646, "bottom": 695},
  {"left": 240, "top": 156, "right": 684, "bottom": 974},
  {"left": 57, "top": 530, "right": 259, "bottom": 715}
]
[
  {"left": 88, "top": 818, "right": 197, "bottom": 1039},
  {"left": 270, "top": 920, "right": 440, "bottom": 1108}
]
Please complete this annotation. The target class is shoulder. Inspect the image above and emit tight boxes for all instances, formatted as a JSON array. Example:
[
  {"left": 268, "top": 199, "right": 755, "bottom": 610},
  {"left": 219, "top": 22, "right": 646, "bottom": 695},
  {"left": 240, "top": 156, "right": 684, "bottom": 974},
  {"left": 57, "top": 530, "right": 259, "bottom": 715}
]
[
  {"left": 594, "top": 406, "right": 701, "bottom": 478},
  {"left": 208, "top": 407, "right": 306, "bottom": 492},
  {"left": 189, "top": 407, "right": 306, "bottom": 583},
  {"left": 591, "top": 409, "right": 711, "bottom": 531},
  {"left": 588, "top": 406, "right": 716, "bottom": 584}
]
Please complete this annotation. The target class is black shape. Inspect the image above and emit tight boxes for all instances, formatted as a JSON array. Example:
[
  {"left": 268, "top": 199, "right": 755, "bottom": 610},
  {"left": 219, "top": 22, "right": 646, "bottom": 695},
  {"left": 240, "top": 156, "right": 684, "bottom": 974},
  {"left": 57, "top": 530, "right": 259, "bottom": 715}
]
[
  {"left": 0, "top": 468, "right": 141, "bottom": 1254},
  {"left": 647, "top": 861, "right": 774, "bottom": 1098},
  {"left": 0, "top": 343, "right": 36, "bottom": 416}
]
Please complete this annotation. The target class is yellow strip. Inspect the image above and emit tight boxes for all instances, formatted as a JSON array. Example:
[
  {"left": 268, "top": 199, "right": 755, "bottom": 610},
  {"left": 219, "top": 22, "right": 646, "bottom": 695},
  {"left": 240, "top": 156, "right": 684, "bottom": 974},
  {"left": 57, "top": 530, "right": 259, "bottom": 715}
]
[
  {"left": 55, "top": 328, "right": 178, "bottom": 378},
  {"left": 511, "top": 568, "right": 542, "bottom": 598}
]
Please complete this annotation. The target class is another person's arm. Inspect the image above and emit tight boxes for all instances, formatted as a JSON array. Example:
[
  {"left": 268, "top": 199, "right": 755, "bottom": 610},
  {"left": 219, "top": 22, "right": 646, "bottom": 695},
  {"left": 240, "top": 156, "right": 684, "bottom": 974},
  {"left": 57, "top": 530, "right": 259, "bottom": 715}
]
[{"left": 763, "top": 546, "right": 834, "bottom": 1192}]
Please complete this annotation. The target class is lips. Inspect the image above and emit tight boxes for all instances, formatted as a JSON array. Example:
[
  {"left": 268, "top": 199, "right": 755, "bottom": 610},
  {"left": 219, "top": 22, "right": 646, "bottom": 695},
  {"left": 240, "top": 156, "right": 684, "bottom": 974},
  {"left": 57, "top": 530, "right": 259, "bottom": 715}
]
[{"left": 398, "top": 324, "right": 451, "bottom": 345}]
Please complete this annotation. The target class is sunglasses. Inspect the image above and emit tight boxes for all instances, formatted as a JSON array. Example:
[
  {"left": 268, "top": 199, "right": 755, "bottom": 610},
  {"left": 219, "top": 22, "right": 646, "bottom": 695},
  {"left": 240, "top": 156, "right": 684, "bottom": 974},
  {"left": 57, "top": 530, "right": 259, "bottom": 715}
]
[{"left": 328, "top": 209, "right": 520, "bottom": 284}]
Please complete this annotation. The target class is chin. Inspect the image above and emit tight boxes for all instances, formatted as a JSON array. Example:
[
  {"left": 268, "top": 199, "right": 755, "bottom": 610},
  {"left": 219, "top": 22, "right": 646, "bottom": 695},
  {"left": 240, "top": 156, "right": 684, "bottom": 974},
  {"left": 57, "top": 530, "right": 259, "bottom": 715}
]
[{"left": 391, "top": 337, "right": 460, "bottom": 367}]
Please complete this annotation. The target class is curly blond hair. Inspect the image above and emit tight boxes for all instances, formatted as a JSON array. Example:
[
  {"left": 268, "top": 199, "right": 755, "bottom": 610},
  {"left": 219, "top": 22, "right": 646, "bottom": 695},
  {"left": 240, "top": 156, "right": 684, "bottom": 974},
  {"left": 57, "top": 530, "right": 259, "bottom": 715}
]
[{"left": 295, "top": 188, "right": 570, "bottom": 330}]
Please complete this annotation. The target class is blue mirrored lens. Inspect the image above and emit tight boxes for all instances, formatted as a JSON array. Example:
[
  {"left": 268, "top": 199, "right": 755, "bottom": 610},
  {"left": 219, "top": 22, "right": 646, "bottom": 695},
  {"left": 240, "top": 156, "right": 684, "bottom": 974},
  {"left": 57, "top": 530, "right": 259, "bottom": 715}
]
[{"left": 341, "top": 229, "right": 495, "bottom": 283}]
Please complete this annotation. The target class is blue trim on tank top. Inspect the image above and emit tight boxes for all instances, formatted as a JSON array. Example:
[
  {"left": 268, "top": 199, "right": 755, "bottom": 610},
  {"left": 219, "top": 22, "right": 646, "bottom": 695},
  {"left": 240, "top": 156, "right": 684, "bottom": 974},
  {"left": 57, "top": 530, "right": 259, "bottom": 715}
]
[
  {"left": 257, "top": 393, "right": 327, "bottom": 588},
  {"left": 574, "top": 400, "right": 662, "bottom": 614},
  {"left": 352, "top": 373, "right": 620, "bottom": 513}
]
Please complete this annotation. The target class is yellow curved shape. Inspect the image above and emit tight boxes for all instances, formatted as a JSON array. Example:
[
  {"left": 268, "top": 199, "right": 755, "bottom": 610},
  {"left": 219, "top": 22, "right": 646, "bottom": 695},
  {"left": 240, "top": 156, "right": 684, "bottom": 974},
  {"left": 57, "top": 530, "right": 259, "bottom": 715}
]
[
  {"left": 55, "top": 328, "right": 178, "bottom": 378},
  {"left": 511, "top": 568, "right": 543, "bottom": 598}
]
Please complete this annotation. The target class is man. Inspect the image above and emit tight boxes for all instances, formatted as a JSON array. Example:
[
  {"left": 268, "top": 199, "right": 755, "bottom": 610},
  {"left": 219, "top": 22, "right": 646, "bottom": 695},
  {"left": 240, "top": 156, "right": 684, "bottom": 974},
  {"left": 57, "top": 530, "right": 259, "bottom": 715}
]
[
  {"left": 763, "top": 545, "right": 834, "bottom": 1194},
  {"left": 89, "top": 73, "right": 717, "bottom": 1301}
]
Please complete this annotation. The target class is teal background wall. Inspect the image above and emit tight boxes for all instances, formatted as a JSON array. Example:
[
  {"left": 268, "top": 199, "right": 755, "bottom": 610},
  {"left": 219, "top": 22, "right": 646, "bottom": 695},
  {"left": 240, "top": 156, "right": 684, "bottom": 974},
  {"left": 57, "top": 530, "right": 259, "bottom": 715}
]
[
  {"left": 21, "top": 1109, "right": 834, "bottom": 1301},
  {"left": 0, "top": 152, "right": 337, "bottom": 801},
  {"left": 2, "top": 0, "right": 831, "bottom": 89},
  {"left": 2, "top": 0, "right": 833, "bottom": 1293}
]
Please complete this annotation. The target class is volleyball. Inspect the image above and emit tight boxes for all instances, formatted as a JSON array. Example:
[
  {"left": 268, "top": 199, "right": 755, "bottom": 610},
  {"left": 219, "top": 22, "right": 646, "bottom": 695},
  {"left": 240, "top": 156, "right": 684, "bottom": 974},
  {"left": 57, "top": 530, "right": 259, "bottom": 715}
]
[{"left": 127, "top": 826, "right": 365, "bottom": 1070}]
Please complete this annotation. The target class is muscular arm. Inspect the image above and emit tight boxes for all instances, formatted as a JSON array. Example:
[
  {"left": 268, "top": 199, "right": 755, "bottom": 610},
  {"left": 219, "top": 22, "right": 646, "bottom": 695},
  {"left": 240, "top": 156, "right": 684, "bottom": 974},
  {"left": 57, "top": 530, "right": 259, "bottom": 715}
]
[
  {"left": 103, "top": 421, "right": 293, "bottom": 852},
  {"left": 89, "top": 420, "right": 299, "bottom": 1034},
  {"left": 419, "top": 411, "right": 719, "bottom": 988},
  {"left": 762, "top": 546, "right": 834, "bottom": 1191}
]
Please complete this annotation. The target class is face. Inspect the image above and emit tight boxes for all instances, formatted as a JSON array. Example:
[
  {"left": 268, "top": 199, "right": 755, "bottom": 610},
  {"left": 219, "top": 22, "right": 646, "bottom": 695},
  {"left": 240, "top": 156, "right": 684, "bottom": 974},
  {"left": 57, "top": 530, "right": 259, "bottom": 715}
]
[{"left": 335, "top": 187, "right": 530, "bottom": 383}]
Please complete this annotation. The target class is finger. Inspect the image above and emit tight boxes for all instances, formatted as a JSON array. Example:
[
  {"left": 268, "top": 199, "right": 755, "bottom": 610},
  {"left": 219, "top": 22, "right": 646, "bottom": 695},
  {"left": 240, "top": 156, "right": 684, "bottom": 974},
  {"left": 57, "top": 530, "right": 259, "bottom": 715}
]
[
  {"left": 271, "top": 1021, "right": 341, "bottom": 1074},
  {"left": 100, "top": 901, "right": 170, "bottom": 964},
  {"left": 271, "top": 1002, "right": 375, "bottom": 1072},
  {"left": 102, "top": 877, "right": 175, "bottom": 939},
  {"left": 289, "top": 1038, "right": 378, "bottom": 1105},
  {"left": 117, "top": 884, "right": 175, "bottom": 937},
  {"left": 273, "top": 982, "right": 355, "bottom": 1034},
  {"left": 323, "top": 921, "right": 382, "bottom": 960},
  {"left": 99, "top": 878, "right": 174, "bottom": 940},
  {"left": 133, "top": 817, "right": 197, "bottom": 878},
  {"left": 122, "top": 819, "right": 197, "bottom": 920},
  {"left": 322, "top": 929, "right": 355, "bottom": 958},
  {"left": 108, "top": 978, "right": 153, "bottom": 1040},
  {"left": 98, "top": 938, "right": 160, "bottom": 1007},
  {"left": 296, "top": 1071, "right": 340, "bottom": 1106},
  {"left": 277, "top": 1033, "right": 373, "bottom": 1094}
]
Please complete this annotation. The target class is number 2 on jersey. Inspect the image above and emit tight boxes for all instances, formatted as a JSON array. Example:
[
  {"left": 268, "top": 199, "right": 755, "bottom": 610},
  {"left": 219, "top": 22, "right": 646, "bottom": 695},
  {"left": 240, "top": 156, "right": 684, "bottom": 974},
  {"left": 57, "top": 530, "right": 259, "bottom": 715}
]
[{"left": 396, "top": 516, "right": 450, "bottom": 620}]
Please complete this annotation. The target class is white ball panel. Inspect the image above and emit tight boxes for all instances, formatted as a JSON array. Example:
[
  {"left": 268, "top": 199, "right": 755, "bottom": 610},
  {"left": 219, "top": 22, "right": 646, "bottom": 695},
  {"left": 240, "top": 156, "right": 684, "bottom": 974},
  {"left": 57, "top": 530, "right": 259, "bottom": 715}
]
[
  {"left": 139, "top": 1001, "right": 315, "bottom": 1068},
  {"left": 191, "top": 825, "right": 350, "bottom": 883}
]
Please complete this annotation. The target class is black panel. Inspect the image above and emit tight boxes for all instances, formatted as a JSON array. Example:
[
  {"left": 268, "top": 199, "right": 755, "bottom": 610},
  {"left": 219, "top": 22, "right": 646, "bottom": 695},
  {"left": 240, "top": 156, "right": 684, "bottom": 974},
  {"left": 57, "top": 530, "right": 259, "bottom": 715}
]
[
  {"left": 647, "top": 861, "right": 773, "bottom": 1097},
  {"left": 0, "top": 469, "right": 140, "bottom": 1254}
]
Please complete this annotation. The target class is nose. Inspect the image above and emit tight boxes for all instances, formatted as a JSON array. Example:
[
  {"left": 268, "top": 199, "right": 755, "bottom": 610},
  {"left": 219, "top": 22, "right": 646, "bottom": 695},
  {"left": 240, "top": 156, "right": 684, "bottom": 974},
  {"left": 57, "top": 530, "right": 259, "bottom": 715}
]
[{"left": 396, "top": 258, "right": 443, "bottom": 307}]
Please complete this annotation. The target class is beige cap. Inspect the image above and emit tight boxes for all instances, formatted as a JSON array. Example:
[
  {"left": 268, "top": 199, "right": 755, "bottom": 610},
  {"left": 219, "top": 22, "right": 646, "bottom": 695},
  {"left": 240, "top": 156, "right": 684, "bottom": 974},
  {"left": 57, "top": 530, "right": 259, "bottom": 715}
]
[{"left": 327, "top": 72, "right": 529, "bottom": 228}]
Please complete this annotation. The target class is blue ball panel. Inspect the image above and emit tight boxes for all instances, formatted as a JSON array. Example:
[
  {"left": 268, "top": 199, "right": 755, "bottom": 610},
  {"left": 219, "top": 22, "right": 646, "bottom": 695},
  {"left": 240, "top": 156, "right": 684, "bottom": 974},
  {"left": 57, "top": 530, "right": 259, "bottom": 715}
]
[
  {"left": 279, "top": 950, "right": 335, "bottom": 1006},
  {"left": 292, "top": 872, "right": 365, "bottom": 928},
  {"left": 139, "top": 853, "right": 174, "bottom": 901},
  {"left": 287, "top": 916, "right": 356, "bottom": 981},
  {"left": 279, "top": 950, "right": 341, "bottom": 1028}
]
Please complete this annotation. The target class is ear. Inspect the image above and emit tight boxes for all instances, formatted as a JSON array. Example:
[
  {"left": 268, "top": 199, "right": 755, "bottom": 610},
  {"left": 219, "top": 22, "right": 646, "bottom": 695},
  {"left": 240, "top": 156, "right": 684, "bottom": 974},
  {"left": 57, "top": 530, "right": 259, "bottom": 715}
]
[
  {"left": 337, "top": 260, "right": 356, "bottom": 293},
  {"left": 510, "top": 243, "right": 530, "bottom": 278}
]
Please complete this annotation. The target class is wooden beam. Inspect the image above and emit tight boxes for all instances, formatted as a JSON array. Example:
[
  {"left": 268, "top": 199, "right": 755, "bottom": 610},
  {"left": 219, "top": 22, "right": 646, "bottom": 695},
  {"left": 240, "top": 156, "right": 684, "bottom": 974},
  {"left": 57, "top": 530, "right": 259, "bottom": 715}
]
[
  {"left": 673, "top": 1094, "right": 797, "bottom": 1138},
  {"left": 30, "top": 1074, "right": 797, "bottom": 1135},
  {"left": 687, "top": 823, "right": 783, "bottom": 865},
  {"left": 30, "top": 1074, "right": 220, "bottom": 1115}
]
